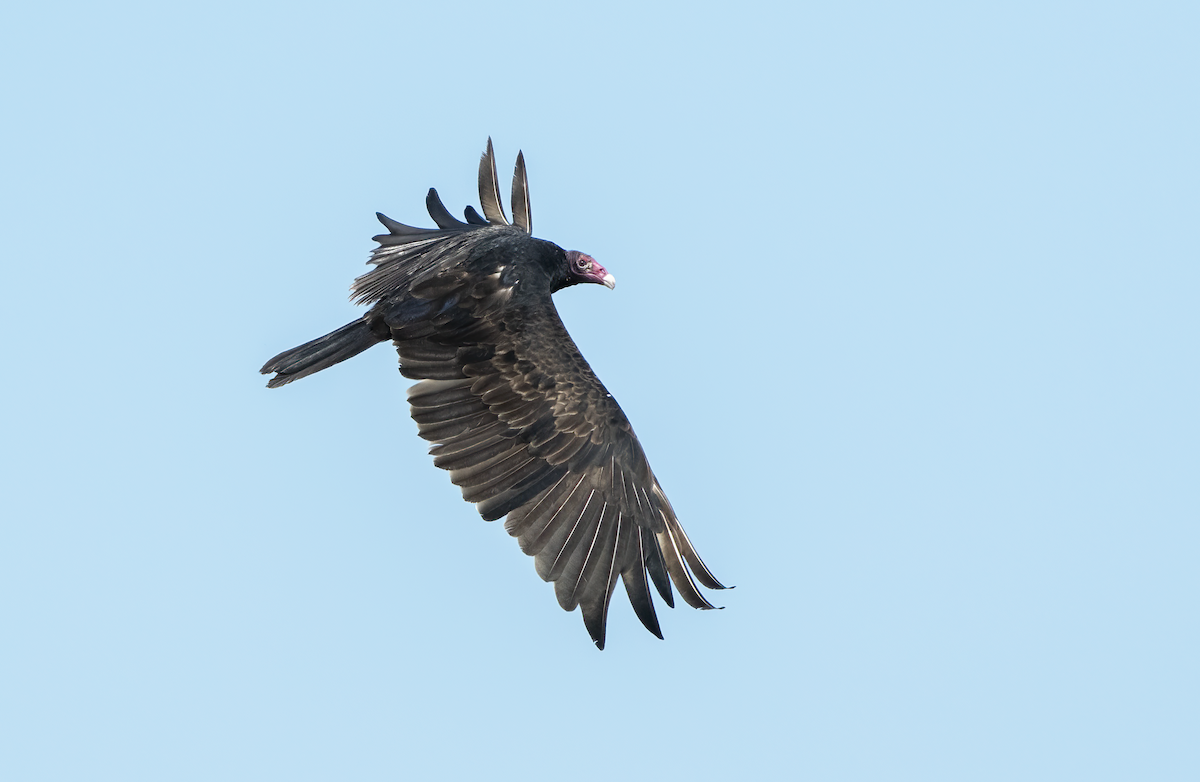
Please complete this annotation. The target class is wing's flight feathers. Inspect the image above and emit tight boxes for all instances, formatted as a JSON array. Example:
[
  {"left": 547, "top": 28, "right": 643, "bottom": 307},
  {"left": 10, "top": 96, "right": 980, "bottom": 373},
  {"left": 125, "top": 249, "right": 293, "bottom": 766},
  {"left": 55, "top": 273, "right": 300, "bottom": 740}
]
[
  {"left": 425, "top": 188, "right": 471, "bottom": 230},
  {"left": 665, "top": 513, "right": 728, "bottom": 591},
  {"left": 506, "top": 472, "right": 586, "bottom": 546},
  {"left": 538, "top": 485, "right": 600, "bottom": 584},
  {"left": 569, "top": 501, "right": 612, "bottom": 604},
  {"left": 374, "top": 211, "right": 433, "bottom": 237},
  {"left": 622, "top": 527, "right": 665, "bottom": 638},
  {"left": 656, "top": 526, "right": 718, "bottom": 610},
  {"left": 643, "top": 531, "right": 675, "bottom": 607},
  {"left": 434, "top": 435, "right": 517, "bottom": 473},
  {"left": 356, "top": 227, "right": 518, "bottom": 307},
  {"left": 460, "top": 454, "right": 547, "bottom": 503},
  {"left": 511, "top": 151, "right": 532, "bottom": 234},
  {"left": 549, "top": 492, "right": 605, "bottom": 605},
  {"left": 359, "top": 142, "right": 531, "bottom": 305},
  {"left": 398, "top": 293, "right": 726, "bottom": 636},
  {"left": 579, "top": 511, "right": 625, "bottom": 649},
  {"left": 571, "top": 502, "right": 620, "bottom": 610},
  {"left": 478, "top": 137, "right": 510, "bottom": 225},
  {"left": 476, "top": 466, "right": 569, "bottom": 522},
  {"left": 649, "top": 482, "right": 728, "bottom": 592}
]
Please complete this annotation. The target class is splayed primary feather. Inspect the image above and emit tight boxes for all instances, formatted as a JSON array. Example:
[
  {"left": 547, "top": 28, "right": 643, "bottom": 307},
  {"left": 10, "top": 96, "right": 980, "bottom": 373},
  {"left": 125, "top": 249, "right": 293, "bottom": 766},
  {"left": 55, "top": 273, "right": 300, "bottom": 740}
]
[
  {"left": 477, "top": 137, "right": 509, "bottom": 226},
  {"left": 510, "top": 151, "right": 531, "bottom": 234}
]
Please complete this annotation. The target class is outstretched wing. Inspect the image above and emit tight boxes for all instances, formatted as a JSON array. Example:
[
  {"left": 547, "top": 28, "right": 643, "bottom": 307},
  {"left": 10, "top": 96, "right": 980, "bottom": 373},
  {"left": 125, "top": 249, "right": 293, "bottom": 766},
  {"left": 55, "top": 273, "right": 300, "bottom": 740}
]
[{"left": 394, "top": 271, "right": 726, "bottom": 649}]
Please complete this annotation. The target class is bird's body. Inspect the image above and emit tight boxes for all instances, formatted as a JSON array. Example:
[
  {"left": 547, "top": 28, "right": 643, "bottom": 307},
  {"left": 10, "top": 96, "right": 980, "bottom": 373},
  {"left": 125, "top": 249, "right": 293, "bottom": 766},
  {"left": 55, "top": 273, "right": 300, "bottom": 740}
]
[{"left": 262, "top": 141, "right": 725, "bottom": 648}]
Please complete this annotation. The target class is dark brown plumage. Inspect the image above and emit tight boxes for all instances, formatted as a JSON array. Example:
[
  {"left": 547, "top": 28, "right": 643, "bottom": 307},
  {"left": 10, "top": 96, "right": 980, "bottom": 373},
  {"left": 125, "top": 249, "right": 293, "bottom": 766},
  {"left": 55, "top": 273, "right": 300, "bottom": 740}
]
[{"left": 261, "top": 140, "right": 726, "bottom": 648}]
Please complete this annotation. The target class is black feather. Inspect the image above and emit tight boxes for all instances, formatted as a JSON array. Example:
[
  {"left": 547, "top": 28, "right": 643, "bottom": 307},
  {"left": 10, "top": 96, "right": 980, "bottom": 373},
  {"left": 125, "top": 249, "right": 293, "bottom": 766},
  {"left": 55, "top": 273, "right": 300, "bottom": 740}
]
[
  {"left": 477, "top": 137, "right": 509, "bottom": 225},
  {"left": 511, "top": 151, "right": 531, "bottom": 233},
  {"left": 425, "top": 188, "right": 471, "bottom": 230}
]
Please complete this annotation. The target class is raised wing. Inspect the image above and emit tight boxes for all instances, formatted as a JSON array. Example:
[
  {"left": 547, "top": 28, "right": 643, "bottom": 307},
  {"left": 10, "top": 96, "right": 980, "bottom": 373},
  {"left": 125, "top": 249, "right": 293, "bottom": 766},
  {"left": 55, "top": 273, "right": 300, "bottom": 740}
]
[
  {"left": 393, "top": 269, "right": 726, "bottom": 648},
  {"left": 353, "top": 138, "right": 531, "bottom": 306}
]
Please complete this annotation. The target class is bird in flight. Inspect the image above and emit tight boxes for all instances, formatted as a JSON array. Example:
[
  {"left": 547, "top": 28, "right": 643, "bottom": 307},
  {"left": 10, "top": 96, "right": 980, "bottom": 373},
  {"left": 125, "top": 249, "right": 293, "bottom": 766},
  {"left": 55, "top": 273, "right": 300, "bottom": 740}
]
[{"left": 261, "top": 140, "right": 727, "bottom": 648}]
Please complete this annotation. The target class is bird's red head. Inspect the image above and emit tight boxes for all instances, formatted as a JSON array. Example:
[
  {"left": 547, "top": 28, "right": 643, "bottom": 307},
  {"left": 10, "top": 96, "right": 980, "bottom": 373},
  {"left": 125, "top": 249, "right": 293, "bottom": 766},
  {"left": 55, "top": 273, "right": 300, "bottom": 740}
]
[{"left": 567, "top": 251, "right": 616, "bottom": 289}]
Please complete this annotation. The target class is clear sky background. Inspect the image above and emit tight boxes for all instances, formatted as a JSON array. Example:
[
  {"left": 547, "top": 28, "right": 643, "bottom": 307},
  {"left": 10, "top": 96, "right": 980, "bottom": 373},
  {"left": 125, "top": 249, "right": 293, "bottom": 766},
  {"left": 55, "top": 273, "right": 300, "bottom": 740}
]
[{"left": 3, "top": 2, "right": 1197, "bottom": 780}]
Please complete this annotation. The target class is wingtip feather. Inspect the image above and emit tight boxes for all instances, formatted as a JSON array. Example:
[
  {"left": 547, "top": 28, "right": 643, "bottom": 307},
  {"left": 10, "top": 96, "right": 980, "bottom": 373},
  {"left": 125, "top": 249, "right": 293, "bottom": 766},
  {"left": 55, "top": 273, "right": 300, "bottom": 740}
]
[
  {"left": 478, "top": 138, "right": 510, "bottom": 225},
  {"left": 511, "top": 150, "right": 531, "bottom": 234}
]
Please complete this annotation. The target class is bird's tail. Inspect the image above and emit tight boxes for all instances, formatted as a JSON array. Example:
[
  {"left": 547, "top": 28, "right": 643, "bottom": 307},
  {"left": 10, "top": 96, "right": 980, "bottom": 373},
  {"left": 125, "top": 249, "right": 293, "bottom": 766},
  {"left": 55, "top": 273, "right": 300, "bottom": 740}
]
[{"left": 260, "top": 318, "right": 387, "bottom": 388}]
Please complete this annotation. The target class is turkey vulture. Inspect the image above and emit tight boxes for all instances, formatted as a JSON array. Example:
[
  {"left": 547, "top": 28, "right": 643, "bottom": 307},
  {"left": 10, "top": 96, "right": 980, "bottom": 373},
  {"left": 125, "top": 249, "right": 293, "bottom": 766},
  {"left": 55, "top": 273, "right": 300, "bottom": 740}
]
[{"left": 261, "top": 140, "right": 726, "bottom": 648}]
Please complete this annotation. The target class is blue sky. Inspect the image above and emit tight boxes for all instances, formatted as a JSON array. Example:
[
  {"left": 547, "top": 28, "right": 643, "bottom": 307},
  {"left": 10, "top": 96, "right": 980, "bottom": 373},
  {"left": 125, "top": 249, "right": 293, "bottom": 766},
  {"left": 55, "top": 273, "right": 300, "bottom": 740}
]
[{"left": 3, "top": 2, "right": 1197, "bottom": 780}]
